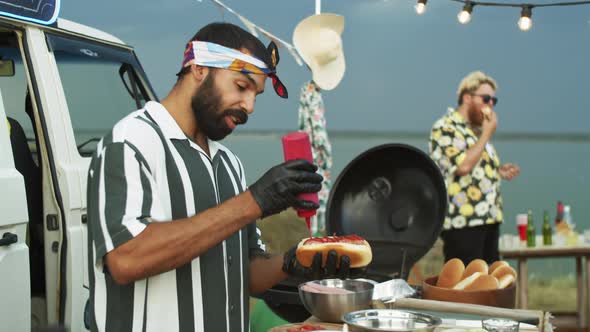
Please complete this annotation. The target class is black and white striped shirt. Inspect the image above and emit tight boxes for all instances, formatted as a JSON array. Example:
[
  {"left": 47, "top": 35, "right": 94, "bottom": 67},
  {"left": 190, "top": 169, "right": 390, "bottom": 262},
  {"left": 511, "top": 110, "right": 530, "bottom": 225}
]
[{"left": 87, "top": 101, "right": 264, "bottom": 332}]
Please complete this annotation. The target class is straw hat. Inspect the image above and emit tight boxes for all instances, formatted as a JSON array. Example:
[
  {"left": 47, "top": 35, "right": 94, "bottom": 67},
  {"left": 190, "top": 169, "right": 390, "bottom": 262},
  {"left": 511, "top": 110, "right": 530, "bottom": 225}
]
[{"left": 293, "top": 13, "right": 345, "bottom": 90}]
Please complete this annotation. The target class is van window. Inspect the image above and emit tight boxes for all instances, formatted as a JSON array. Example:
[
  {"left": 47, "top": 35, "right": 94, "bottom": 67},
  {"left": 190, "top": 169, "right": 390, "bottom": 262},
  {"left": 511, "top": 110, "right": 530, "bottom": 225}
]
[
  {"left": 49, "top": 34, "right": 152, "bottom": 156},
  {"left": 0, "top": 34, "right": 34, "bottom": 143}
]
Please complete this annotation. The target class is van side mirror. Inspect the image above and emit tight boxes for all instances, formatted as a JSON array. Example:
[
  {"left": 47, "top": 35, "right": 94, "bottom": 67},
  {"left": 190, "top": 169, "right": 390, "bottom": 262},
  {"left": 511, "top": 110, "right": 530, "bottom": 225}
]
[{"left": 0, "top": 58, "right": 15, "bottom": 77}]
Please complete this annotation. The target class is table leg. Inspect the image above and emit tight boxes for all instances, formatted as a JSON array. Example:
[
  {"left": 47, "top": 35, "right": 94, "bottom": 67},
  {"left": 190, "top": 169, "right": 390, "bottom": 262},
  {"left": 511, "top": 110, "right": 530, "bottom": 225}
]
[
  {"left": 576, "top": 257, "right": 586, "bottom": 328},
  {"left": 585, "top": 256, "right": 590, "bottom": 330},
  {"left": 518, "top": 258, "right": 528, "bottom": 309}
]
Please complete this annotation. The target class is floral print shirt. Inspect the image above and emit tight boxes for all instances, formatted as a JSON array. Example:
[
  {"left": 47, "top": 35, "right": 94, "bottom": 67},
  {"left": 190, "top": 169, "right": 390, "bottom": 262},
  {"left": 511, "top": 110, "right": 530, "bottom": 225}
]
[
  {"left": 429, "top": 108, "right": 503, "bottom": 230},
  {"left": 298, "top": 81, "right": 333, "bottom": 234}
]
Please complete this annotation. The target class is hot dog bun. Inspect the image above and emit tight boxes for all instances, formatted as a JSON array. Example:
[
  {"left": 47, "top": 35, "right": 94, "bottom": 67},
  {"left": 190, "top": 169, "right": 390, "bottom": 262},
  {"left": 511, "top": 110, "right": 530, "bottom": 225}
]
[
  {"left": 463, "top": 259, "right": 489, "bottom": 279},
  {"left": 453, "top": 272, "right": 499, "bottom": 291},
  {"left": 463, "top": 274, "right": 499, "bottom": 291},
  {"left": 489, "top": 260, "right": 509, "bottom": 274},
  {"left": 497, "top": 274, "right": 516, "bottom": 289},
  {"left": 295, "top": 235, "right": 372, "bottom": 268},
  {"left": 433, "top": 258, "right": 517, "bottom": 292},
  {"left": 453, "top": 272, "right": 482, "bottom": 290},
  {"left": 491, "top": 265, "right": 517, "bottom": 280},
  {"left": 436, "top": 258, "right": 465, "bottom": 288}
]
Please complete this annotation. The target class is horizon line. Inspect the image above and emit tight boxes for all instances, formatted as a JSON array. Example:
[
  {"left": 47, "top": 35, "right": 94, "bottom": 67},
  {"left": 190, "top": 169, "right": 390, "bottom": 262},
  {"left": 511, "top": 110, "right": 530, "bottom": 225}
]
[{"left": 230, "top": 129, "right": 590, "bottom": 143}]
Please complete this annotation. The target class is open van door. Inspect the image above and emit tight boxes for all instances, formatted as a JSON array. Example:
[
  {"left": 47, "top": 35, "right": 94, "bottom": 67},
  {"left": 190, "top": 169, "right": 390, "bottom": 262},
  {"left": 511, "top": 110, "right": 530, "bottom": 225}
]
[
  {"left": 0, "top": 88, "right": 31, "bottom": 331},
  {"left": 0, "top": 2, "right": 154, "bottom": 330},
  {"left": 24, "top": 21, "right": 154, "bottom": 329}
]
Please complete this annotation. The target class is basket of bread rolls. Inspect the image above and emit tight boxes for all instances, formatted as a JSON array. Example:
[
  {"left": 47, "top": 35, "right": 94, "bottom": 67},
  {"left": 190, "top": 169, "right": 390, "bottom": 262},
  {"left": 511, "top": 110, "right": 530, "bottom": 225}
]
[{"left": 422, "top": 258, "right": 517, "bottom": 308}]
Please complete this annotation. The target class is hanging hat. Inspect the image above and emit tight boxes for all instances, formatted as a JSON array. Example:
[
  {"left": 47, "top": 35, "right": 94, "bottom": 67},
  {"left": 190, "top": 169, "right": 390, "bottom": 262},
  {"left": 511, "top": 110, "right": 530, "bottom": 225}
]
[{"left": 293, "top": 13, "right": 345, "bottom": 91}]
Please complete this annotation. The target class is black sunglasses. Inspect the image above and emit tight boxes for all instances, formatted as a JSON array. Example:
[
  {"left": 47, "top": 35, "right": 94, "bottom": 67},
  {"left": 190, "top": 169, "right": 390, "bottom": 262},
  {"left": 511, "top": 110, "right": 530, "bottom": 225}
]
[{"left": 472, "top": 94, "right": 498, "bottom": 106}]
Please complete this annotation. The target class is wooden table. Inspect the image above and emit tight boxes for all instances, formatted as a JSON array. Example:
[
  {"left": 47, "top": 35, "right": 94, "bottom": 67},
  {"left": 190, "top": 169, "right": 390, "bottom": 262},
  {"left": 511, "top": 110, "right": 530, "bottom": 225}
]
[{"left": 500, "top": 244, "right": 590, "bottom": 328}]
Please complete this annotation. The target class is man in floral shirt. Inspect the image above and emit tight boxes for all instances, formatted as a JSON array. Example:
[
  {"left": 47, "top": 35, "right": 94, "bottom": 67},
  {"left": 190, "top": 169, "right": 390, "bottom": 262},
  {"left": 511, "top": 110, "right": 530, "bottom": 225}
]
[{"left": 429, "top": 71, "right": 520, "bottom": 264}]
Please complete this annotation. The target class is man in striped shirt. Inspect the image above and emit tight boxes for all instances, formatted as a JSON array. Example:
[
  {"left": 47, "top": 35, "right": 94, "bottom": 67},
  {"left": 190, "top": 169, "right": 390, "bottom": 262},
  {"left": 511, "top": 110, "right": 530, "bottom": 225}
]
[{"left": 87, "top": 23, "right": 357, "bottom": 332}]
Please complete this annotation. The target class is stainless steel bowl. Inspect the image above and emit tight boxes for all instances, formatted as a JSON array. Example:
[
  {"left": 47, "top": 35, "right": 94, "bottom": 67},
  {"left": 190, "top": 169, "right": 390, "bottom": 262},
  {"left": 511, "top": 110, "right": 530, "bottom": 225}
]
[
  {"left": 342, "top": 309, "right": 442, "bottom": 332},
  {"left": 298, "top": 279, "right": 374, "bottom": 323}
]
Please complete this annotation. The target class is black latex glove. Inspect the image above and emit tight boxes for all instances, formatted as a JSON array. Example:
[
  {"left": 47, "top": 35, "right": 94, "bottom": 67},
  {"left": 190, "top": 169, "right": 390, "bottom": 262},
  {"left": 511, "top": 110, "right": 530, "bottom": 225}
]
[
  {"left": 282, "top": 246, "right": 368, "bottom": 280},
  {"left": 249, "top": 159, "right": 323, "bottom": 218}
]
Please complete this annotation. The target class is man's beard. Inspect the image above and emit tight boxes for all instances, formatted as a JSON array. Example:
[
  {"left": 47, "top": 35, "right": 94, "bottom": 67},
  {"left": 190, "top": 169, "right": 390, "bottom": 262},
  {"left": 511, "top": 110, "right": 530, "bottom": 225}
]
[{"left": 191, "top": 74, "right": 248, "bottom": 141}]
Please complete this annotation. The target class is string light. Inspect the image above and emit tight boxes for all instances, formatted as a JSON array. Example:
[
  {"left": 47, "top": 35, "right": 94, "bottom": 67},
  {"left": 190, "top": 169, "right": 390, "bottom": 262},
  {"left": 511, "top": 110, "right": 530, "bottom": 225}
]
[
  {"left": 518, "top": 5, "right": 533, "bottom": 31},
  {"left": 417, "top": 0, "right": 590, "bottom": 31},
  {"left": 415, "top": 0, "right": 428, "bottom": 15},
  {"left": 457, "top": 1, "right": 474, "bottom": 24}
]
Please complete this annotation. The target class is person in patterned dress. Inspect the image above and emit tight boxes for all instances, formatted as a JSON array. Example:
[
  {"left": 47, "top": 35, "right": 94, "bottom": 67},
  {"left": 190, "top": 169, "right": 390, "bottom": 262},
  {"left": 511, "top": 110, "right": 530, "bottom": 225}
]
[
  {"left": 298, "top": 80, "right": 333, "bottom": 237},
  {"left": 429, "top": 71, "right": 521, "bottom": 264}
]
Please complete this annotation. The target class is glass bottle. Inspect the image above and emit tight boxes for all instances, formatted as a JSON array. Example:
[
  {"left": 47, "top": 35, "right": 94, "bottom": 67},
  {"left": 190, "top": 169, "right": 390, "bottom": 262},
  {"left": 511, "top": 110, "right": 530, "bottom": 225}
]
[
  {"left": 542, "top": 210, "right": 552, "bottom": 246},
  {"left": 526, "top": 209, "right": 536, "bottom": 247},
  {"left": 563, "top": 205, "right": 574, "bottom": 227}
]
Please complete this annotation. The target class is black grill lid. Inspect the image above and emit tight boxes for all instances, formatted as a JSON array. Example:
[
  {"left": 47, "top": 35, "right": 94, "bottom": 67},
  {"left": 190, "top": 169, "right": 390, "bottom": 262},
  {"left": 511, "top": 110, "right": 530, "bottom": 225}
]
[{"left": 326, "top": 143, "right": 447, "bottom": 277}]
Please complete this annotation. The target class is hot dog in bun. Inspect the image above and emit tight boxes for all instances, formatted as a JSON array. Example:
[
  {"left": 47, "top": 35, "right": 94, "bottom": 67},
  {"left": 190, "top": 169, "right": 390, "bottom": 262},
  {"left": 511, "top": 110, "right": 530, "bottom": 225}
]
[{"left": 295, "top": 235, "right": 372, "bottom": 268}]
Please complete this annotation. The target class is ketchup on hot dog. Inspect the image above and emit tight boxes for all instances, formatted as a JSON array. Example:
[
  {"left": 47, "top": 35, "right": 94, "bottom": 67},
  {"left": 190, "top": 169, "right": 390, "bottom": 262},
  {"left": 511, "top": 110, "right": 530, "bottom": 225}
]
[{"left": 296, "top": 234, "right": 373, "bottom": 268}]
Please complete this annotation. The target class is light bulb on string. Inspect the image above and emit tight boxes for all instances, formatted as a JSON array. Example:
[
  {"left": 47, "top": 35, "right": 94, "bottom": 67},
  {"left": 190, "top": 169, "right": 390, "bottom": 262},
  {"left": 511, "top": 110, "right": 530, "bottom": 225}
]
[
  {"left": 457, "top": 1, "right": 474, "bottom": 24},
  {"left": 415, "top": 0, "right": 427, "bottom": 15},
  {"left": 518, "top": 5, "right": 533, "bottom": 31}
]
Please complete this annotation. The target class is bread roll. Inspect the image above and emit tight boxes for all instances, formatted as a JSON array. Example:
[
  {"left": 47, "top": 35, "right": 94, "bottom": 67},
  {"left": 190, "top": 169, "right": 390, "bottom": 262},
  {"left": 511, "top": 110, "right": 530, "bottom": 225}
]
[
  {"left": 491, "top": 265, "right": 517, "bottom": 280},
  {"left": 463, "top": 259, "right": 489, "bottom": 279},
  {"left": 295, "top": 235, "right": 372, "bottom": 268},
  {"left": 436, "top": 258, "right": 465, "bottom": 288},
  {"left": 497, "top": 274, "right": 515, "bottom": 289},
  {"left": 489, "top": 260, "right": 509, "bottom": 274},
  {"left": 464, "top": 274, "right": 499, "bottom": 291},
  {"left": 453, "top": 272, "right": 482, "bottom": 290}
]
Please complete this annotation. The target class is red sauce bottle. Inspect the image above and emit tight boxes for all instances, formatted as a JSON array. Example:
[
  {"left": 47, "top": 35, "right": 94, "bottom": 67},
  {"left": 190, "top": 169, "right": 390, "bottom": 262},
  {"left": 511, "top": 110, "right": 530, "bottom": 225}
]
[{"left": 282, "top": 132, "right": 319, "bottom": 237}]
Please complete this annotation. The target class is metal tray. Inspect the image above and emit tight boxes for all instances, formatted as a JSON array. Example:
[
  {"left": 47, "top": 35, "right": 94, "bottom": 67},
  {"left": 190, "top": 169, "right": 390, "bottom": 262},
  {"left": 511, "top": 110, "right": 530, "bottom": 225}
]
[{"left": 342, "top": 309, "right": 442, "bottom": 332}]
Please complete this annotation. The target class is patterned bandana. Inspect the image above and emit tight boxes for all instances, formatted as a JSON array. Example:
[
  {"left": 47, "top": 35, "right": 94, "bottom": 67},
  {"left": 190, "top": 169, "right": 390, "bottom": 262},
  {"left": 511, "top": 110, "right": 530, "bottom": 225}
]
[{"left": 180, "top": 40, "right": 288, "bottom": 98}]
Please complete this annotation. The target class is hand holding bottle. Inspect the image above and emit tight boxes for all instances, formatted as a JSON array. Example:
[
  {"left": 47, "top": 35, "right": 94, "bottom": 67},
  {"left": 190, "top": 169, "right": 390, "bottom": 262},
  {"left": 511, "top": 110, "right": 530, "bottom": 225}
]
[{"left": 249, "top": 160, "right": 323, "bottom": 218}]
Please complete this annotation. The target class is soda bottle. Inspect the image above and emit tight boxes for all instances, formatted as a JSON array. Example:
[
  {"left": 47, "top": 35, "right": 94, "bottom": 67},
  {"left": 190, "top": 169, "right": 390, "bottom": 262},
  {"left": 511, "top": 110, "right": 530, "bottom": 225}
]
[
  {"left": 542, "top": 210, "right": 552, "bottom": 246},
  {"left": 526, "top": 209, "right": 536, "bottom": 247},
  {"left": 282, "top": 132, "right": 318, "bottom": 238},
  {"left": 555, "top": 201, "right": 564, "bottom": 225}
]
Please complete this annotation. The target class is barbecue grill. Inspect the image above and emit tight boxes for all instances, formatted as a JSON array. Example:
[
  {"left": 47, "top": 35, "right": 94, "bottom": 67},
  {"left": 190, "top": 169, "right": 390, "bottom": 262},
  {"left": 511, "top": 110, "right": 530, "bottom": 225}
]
[{"left": 255, "top": 143, "right": 448, "bottom": 322}]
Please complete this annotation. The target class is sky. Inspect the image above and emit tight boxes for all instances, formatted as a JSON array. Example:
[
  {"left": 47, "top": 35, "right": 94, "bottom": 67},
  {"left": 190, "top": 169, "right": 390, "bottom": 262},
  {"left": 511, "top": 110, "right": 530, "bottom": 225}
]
[{"left": 60, "top": 0, "right": 590, "bottom": 133}]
